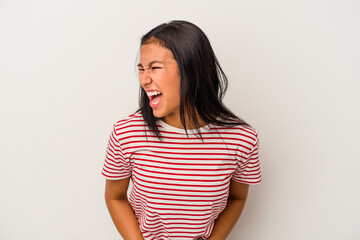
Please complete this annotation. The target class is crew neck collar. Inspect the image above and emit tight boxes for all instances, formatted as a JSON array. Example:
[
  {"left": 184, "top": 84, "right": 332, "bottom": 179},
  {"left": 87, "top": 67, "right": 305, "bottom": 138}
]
[{"left": 157, "top": 119, "right": 212, "bottom": 134}]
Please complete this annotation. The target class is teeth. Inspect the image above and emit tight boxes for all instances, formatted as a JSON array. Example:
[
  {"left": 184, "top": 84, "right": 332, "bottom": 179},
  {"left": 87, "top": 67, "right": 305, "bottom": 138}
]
[{"left": 147, "top": 91, "right": 161, "bottom": 97}]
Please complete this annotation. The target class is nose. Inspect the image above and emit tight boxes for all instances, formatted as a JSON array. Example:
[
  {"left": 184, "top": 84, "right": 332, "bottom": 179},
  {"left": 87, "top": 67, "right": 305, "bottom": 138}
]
[{"left": 139, "top": 69, "right": 152, "bottom": 87}]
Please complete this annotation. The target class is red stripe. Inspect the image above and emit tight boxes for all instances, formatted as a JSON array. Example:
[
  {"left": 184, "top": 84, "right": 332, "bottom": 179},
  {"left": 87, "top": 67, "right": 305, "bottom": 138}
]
[
  {"left": 121, "top": 139, "right": 252, "bottom": 151},
  {"left": 134, "top": 167, "right": 232, "bottom": 178}
]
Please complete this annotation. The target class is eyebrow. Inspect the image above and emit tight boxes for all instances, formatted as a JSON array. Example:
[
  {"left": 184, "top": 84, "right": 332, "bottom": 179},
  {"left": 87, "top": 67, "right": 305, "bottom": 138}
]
[{"left": 137, "top": 60, "right": 164, "bottom": 68}]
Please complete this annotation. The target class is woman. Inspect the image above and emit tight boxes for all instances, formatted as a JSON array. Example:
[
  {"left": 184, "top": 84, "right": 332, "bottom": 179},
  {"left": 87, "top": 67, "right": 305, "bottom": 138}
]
[{"left": 102, "top": 20, "right": 261, "bottom": 240}]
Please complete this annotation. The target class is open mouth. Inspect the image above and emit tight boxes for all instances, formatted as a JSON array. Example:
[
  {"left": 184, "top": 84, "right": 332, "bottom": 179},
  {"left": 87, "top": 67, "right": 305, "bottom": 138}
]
[{"left": 147, "top": 90, "right": 163, "bottom": 105}]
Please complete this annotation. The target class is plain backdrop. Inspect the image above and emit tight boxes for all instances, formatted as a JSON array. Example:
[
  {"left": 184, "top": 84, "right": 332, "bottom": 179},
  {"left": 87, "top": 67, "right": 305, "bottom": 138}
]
[{"left": 1, "top": 0, "right": 359, "bottom": 239}]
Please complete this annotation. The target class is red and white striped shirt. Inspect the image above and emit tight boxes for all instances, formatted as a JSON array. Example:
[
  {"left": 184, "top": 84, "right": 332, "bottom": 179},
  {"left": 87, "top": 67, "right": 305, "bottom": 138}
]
[{"left": 102, "top": 112, "right": 261, "bottom": 240}]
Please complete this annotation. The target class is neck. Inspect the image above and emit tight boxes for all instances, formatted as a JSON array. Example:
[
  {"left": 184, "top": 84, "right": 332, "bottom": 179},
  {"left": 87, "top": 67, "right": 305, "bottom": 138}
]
[{"left": 162, "top": 111, "right": 207, "bottom": 130}]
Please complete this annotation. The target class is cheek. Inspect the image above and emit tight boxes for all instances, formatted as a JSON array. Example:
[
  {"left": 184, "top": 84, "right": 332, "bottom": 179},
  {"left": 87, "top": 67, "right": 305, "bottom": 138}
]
[
  {"left": 169, "top": 79, "right": 181, "bottom": 97},
  {"left": 171, "top": 74, "right": 181, "bottom": 93}
]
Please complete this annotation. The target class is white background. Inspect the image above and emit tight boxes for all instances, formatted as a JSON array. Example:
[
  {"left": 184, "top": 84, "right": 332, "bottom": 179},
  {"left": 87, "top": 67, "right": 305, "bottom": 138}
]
[{"left": 1, "top": 0, "right": 359, "bottom": 239}]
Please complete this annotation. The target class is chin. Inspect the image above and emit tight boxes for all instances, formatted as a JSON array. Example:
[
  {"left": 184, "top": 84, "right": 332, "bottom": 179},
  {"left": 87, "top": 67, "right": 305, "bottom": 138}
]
[{"left": 152, "top": 110, "right": 165, "bottom": 119}]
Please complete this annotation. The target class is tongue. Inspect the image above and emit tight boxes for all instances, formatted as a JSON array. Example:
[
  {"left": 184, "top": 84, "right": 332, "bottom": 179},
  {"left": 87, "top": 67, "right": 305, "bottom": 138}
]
[
  {"left": 153, "top": 94, "right": 161, "bottom": 101},
  {"left": 150, "top": 94, "right": 162, "bottom": 108}
]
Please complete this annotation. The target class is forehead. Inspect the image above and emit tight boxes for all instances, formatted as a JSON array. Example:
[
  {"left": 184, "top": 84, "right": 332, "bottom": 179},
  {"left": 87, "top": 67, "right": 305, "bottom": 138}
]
[{"left": 139, "top": 43, "right": 174, "bottom": 64}]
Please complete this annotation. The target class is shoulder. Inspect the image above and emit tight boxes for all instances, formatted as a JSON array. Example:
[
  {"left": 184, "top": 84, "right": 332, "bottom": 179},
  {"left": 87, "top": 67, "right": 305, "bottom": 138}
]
[
  {"left": 212, "top": 123, "right": 259, "bottom": 150},
  {"left": 113, "top": 111, "right": 147, "bottom": 135},
  {"left": 233, "top": 125, "right": 259, "bottom": 147}
]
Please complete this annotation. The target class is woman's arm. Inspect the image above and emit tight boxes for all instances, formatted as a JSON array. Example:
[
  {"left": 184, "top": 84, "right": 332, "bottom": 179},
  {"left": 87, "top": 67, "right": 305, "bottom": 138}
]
[
  {"left": 207, "top": 180, "right": 250, "bottom": 240},
  {"left": 105, "top": 178, "right": 144, "bottom": 240}
]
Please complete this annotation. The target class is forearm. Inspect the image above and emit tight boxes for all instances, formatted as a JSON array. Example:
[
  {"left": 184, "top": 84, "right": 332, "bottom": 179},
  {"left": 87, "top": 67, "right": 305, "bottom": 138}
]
[
  {"left": 106, "top": 198, "right": 144, "bottom": 240},
  {"left": 207, "top": 198, "right": 247, "bottom": 240}
]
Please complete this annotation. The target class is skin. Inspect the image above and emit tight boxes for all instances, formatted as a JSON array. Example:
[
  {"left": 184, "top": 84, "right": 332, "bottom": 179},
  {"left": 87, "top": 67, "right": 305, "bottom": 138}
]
[
  {"left": 105, "top": 178, "right": 144, "bottom": 240},
  {"left": 105, "top": 41, "right": 250, "bottom": 240},
  {"left": 138, "top": 41, "right": 183, "bottom": 128}
]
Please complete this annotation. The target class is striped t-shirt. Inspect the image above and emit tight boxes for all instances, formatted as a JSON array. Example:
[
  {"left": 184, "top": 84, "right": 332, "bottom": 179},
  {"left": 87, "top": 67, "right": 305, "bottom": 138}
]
[{"left": 102, "top": 112, "right": 261, "bottom": 240}]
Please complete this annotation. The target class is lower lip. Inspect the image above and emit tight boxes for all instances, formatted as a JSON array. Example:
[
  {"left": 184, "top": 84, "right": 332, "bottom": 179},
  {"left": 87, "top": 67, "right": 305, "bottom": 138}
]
[{"left": 149, "top": 95, "right": 162, "bottom": 108}]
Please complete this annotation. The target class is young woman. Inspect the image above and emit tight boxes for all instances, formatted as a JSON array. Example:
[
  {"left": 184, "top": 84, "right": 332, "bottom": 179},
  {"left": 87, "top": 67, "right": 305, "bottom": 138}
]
[{"left": 102, "top": 20, "right": 261, "bottom": 240}]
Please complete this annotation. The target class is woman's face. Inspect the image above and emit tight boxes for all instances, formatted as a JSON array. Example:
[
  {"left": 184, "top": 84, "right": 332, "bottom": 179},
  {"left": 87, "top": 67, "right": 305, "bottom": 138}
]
[{"left": 138, "top": 42, "right": 181, "bottom": 127}]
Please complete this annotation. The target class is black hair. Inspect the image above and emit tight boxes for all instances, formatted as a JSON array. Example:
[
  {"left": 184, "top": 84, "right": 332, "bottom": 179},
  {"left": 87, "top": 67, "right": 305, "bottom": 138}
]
[{"left": 138, "top": 20, "right": 249, "bottom": 139}]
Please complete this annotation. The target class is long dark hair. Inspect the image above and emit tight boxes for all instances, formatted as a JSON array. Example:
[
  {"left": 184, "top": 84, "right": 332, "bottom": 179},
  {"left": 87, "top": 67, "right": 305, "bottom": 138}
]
[{"left": 138, "top": 20, "right": 249, "bottom": 139}]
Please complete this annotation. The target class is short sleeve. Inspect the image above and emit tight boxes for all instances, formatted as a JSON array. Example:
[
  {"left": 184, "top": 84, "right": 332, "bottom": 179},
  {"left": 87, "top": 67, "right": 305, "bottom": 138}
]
[
  {"left": 101, "top": 124, "right": 132, "bottom": 180},
  {"left": 232, "top": 132, "right": 262, "bottom": 184}
]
